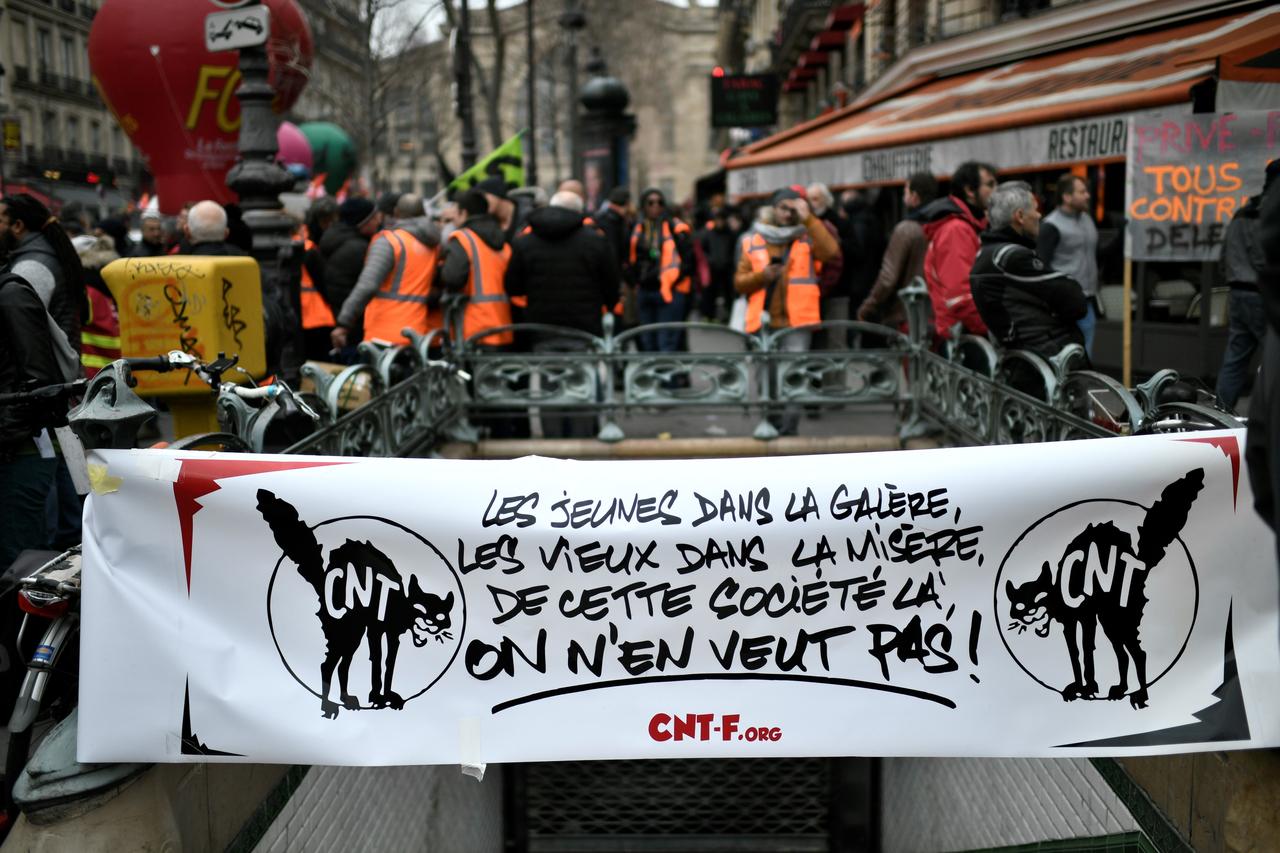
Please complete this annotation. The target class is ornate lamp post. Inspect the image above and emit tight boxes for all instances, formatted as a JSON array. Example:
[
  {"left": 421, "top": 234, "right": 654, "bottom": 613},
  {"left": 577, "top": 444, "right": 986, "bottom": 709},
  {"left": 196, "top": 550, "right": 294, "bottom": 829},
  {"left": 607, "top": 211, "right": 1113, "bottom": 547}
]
[
  {"left": 558, "top": 0, "right": 586, "bottom": 178},
  {"left": 577, "top": 49, "right": 635, "bottom": 210},
  {"left": 225, "top": 11, "right": 304, "bottom": 381}
]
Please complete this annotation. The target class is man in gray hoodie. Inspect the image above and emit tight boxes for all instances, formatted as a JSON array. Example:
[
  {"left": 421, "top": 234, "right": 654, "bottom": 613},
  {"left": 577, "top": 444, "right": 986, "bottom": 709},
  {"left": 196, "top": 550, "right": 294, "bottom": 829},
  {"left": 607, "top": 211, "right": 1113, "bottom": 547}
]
[{"left": 332, "top": 193, "right": 442, "bottom": 348}]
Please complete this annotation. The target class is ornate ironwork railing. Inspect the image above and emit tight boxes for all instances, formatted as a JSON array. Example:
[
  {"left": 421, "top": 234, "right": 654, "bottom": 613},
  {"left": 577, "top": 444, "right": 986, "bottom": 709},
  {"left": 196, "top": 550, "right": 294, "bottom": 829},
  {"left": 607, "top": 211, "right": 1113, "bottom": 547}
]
[{"left": 280, "top": 283, "right": 1242, "bottom": 458}]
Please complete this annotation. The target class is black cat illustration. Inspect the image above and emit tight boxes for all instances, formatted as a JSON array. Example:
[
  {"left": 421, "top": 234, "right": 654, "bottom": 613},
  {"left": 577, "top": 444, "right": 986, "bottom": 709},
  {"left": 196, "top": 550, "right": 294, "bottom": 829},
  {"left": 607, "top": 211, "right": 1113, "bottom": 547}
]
[
  {"left": 1005, "top": 469, "right": 1203, "bottom": 709},
  {"left": 257, "top": 489, "right": 455, "bottom": 719}
]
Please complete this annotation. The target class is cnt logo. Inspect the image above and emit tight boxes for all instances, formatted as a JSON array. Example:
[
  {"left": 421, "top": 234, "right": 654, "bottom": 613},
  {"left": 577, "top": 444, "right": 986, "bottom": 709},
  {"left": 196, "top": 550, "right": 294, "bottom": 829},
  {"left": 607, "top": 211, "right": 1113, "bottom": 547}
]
[
  {"left": 257, "top": 490, "right": 466, "bottom": 719},
  {"left": 994, "top": 469, "right": 1203, "bottom": 710}
]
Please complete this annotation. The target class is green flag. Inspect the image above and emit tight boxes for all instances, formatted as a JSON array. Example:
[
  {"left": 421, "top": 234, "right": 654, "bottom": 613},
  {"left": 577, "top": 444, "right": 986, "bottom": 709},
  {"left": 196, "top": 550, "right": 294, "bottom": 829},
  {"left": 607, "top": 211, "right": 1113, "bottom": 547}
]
[{"left": 449, "top": 131, "right": 525, "bottom": 193}]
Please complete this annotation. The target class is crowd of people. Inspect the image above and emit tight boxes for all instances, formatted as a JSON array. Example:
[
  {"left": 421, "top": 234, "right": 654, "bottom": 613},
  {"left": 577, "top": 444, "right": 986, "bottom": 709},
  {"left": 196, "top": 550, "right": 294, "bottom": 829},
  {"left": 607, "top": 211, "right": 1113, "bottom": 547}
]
[{"left": 3, "top": 156, "right": 1278, "bottom": 567}]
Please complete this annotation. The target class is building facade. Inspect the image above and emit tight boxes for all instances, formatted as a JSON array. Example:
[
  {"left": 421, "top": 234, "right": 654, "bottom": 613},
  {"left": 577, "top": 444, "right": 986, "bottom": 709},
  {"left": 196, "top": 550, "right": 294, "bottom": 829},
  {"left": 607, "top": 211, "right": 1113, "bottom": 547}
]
[
  {"left": 290, "top": 0, "right": 367, "bottom": 132},
  {"left": 0, "top": 0, "right": 141, "bottom": 207},
  {"left": 719, "top": 0, "right": 1082, "bottom": 131},
  {"left": 372, "top": 0, "right": 721, "bottom": 206}
]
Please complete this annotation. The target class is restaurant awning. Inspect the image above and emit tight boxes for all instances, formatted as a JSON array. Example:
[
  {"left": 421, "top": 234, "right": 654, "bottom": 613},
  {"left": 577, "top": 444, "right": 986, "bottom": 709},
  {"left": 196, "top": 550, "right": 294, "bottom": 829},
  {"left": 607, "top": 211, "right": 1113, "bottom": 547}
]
[{"left": 727, "top": 6, "right": 1280, "bottom": 196}]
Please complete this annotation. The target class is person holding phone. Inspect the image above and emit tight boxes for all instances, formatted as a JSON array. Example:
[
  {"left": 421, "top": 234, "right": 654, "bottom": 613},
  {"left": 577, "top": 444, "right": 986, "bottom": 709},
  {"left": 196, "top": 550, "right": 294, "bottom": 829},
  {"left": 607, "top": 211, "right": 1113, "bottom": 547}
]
[{"left": 733, "top": 186, "right": 842, "bottom": 434}]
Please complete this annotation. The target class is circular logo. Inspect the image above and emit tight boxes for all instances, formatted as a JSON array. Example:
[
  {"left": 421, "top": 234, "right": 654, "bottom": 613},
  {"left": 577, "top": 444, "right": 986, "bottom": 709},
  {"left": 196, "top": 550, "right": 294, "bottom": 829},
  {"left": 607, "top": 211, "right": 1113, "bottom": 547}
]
[
  {"left": 995, "top": 499, "right": 1198, "bottom": 705},
  {"left": 267, "top": 515, "right": 465, "bottom": 717}
]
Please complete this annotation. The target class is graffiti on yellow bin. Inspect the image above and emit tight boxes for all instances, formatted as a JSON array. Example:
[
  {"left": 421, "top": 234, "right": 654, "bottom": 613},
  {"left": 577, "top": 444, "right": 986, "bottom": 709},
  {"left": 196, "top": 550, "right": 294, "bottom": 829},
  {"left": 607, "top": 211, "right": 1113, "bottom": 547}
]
[{"left": 102, "top": 256, "right": 265, "bottom": 397}]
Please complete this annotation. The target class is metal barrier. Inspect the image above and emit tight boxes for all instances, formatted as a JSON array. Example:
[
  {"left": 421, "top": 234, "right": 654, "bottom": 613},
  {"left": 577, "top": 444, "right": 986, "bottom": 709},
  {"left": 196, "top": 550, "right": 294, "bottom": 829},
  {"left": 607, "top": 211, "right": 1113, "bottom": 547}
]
[{"left": 280, "top": 280, "right": 1243, "bottom": 458}]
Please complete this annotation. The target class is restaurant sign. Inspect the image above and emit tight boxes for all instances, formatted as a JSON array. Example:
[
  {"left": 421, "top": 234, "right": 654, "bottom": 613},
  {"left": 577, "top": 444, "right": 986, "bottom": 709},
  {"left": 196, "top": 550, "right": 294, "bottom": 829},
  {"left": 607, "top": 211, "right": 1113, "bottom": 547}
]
[{"left": 728, "top": 114, "right": 1127, "bottom": 195}]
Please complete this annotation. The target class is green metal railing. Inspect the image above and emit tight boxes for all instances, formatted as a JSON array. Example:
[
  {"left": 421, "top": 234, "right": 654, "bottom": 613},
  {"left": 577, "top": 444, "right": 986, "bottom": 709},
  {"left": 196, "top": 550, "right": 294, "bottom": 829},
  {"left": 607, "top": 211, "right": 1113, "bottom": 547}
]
[{"left": 281, "top": 283, "right": 1242, "bottom": 459}]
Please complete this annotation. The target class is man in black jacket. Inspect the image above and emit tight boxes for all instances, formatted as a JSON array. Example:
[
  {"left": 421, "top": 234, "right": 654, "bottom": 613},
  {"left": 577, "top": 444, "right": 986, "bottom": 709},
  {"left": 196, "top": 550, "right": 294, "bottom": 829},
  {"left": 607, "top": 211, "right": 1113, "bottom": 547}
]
[
  {"left": 596, "top": 187, "right": 631, "bottom": 271},
  {"left": 505, "top": 191, "right": 619, "bottom": 336},
  {"left": 130, "top": 210, "right": 168, "bottom": 257},
  {"left": 1245, "top": 160, "right": 1280, "bottom": 566},
  {"left": 970, "top": 180, "right": 1086, "bottom": 360},
  {"left": 0, "top": 271, "right": 67, "bottom": 570},
  {"left": 1215, "top": 166, "right": 1272, "bottom": 410},
  {"left": 319, "top": 198, "right": 382, "bottom": 352},
  {"left": 505, "top": 191, "right": 619, "bottom": 437}
]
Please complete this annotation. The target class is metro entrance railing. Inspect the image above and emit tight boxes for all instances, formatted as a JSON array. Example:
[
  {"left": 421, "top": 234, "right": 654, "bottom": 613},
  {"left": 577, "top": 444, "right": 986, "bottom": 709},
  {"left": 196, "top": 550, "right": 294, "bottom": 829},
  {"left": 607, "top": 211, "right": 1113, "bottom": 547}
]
[{"left": 281, "top": 282, "right": 1243, "bottom": 460}]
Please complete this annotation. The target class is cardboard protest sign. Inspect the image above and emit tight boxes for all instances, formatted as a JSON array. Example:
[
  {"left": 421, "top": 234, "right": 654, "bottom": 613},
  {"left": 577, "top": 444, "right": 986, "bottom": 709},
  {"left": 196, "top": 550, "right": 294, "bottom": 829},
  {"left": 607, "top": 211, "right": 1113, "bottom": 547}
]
[
  {"left": 79, "top": 433, "right": 1279, "bottom": 765},
  {"left": 1126, "top": 109, "right": 1280, "bottom": 261}
]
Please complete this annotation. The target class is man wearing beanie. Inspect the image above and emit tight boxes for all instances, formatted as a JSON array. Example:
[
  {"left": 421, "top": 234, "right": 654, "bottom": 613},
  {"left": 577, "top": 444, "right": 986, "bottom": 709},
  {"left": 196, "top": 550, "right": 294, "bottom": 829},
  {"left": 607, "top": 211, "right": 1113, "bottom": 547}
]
[
  {"left": 439, "top": 188, "right": 514, "bottom": 348},
  {"left": 734, "top": 185, "right": 841, "bottom": 434},
  {"left": 597, "top": 186, "right": 631, "bottom": 270},
  {"left": 476, "top": 175, "right": 532, "bottom": 245},
  {"left": 319, "top": 197, "right": 383, "bottom": 353}
]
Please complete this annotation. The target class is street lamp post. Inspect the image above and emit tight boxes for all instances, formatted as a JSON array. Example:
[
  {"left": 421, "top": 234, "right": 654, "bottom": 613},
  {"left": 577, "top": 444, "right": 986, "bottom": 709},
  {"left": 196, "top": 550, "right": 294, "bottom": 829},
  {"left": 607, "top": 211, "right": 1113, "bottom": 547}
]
[
  {"left": 456, "top": 0, "right": 478, "bottom": 170},
  {"left": 559, "top": 0, "right": 585, "bottom": 179},
  {"left": 224, "top": 30, "right": 304, "bottom": 382},
  {"left": 526, "top": 0, "right": 537, "bottom": 187}
]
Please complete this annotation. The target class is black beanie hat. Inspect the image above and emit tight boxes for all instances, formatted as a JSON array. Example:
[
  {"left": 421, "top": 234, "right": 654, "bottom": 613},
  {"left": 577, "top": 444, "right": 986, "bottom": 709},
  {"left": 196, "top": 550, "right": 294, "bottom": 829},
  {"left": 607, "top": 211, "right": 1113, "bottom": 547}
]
[
  {"left": 458, "top": 189, "right": 489, "bottom": 217},
  {"left": 475, "top": 176, "right": 510, "bottom": 200},
  {"left": 338, "top": 197, "right": 376, "bottom": 227}
]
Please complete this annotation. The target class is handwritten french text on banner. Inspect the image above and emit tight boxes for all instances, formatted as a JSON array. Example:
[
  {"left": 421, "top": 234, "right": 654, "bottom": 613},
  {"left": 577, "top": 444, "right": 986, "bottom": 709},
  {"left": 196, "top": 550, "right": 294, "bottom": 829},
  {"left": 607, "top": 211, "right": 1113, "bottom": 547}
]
[
  {"left": 78, "top": 433, "right": 1279, "bottom": 764},
  {"left": 1126, "top": 109, "right": 1280, "bottom": 261}
]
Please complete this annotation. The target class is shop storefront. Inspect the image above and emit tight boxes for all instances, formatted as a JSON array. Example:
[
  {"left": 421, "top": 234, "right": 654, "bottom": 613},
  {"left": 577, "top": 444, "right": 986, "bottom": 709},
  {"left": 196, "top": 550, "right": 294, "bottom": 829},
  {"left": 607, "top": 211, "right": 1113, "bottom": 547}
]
[{"left": 726, "top": 5, "right": 1280, "bottom": 384}]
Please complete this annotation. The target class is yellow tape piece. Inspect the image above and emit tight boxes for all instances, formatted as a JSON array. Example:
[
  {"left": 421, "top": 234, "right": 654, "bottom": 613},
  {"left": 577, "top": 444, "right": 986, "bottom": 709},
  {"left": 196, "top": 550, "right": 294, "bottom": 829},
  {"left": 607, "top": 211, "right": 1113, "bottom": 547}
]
[{"left": 88, "top": 463, "right": 123, "bottom": 494}]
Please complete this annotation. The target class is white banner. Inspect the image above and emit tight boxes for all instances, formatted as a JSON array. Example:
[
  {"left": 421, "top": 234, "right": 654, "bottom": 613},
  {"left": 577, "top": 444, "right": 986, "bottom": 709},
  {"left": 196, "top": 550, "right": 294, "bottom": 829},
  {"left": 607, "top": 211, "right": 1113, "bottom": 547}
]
[{"left": 79, "top": 433, "right": 1280, "bottom": 765}]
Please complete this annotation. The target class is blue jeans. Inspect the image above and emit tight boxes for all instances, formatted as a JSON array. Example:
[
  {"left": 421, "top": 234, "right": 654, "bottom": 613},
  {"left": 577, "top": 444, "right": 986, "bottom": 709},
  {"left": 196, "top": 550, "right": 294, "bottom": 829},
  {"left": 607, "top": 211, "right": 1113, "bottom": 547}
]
[
  {"left": 1078, "top": 299, "right": 1097, "bottom": 357},
  {"left": 1216, "top": 289, "right": 1266, "bottom": 410},
  {"left": 637, "top": 289, "right": 686, "bottom": 352},
  {"left": 45, "top": 455, "right": 83, "bottom": 551},
  {"left": 0, "top": 453, "right": 56, "bottom": 572}
]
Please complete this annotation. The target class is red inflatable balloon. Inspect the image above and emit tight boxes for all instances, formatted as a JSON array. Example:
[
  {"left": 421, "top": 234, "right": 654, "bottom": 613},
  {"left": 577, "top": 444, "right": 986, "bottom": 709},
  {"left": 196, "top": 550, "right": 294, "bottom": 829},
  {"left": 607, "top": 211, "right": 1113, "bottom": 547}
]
[{"left": 89, "top": 0, "right": 313, "bottom": 214}]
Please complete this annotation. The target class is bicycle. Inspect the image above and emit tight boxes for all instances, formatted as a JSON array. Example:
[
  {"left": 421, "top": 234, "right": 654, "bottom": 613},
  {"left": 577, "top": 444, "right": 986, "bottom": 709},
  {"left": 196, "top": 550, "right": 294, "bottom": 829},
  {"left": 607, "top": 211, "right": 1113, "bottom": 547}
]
[{"left": 0, "top": 351, "right": 286, "bottom": 826}]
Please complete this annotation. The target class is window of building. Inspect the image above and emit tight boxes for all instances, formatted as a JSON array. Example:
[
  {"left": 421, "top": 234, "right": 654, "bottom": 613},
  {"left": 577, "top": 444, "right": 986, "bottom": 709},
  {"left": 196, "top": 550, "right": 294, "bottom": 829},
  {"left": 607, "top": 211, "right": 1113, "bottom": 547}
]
[
  {"left": 42, "top": 110, "right": 57, "bottom": 148},
  {"left": 90, "top": 121, "right": 102, "bottom": 153},
  {"left": 66, "top": 115, "right": 80, "bottom": 151},
  {"left": 37, "top": 29, "right": 53, "bottom": 72},
  {"left": 112, "top": 126, "right": 123, "bottom": 158},
  {"left": 13, "top": 20, "right": 29, "bottom": 67},
  {"left": 62, "top": 35, "right": 77, "bottom": 78},
  {"left": 18, "top": 109, "right": 35, "bottom": 155}
]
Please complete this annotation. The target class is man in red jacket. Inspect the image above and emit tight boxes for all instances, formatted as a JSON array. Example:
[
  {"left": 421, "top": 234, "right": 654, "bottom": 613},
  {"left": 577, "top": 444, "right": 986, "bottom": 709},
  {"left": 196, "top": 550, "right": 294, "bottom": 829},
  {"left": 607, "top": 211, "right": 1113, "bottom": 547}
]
[{"left": 921, "top": 161, "right": 997, "bottom": 339}]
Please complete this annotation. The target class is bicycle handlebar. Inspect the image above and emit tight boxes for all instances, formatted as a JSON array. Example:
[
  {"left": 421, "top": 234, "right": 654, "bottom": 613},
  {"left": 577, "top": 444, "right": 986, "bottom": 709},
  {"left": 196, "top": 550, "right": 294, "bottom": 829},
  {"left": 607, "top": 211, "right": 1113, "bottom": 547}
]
[
  {"left": 2, "top": 354, "right": 186, "bottom": 406},
  {"left": 122, "top": 356, "right": 179, "bottom": 374}
]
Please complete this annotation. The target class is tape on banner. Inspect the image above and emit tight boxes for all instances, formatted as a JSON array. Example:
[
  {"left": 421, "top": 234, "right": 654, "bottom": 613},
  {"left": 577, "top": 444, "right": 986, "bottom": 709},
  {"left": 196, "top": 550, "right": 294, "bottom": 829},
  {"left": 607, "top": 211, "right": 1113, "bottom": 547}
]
[
  {"left": 460, "top": 717, "right": 485, "bottom": 780},
  {"left": 134, "top": 454, "right": 183, "bottom": 484},
  {"left": 88, "top": 463, "right": 123, "bottom": 495}
]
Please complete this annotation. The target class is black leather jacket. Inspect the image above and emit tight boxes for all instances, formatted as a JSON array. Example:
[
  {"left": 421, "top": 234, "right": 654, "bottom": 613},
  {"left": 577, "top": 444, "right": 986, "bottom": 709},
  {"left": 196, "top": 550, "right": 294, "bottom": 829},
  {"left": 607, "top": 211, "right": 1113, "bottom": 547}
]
[
  {"left": 0, "top": 274, "right": 64, "bottom": 455},
  {"left": 970, "top": 226, "right": 1086, "bottom": 359}
]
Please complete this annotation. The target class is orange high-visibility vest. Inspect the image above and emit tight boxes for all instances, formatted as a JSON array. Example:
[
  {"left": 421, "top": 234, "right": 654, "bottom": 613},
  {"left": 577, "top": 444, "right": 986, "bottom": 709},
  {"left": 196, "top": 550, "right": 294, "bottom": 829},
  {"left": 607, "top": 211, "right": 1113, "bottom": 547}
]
[
  {"left": 629, "top": 219, "right": 691, "bottom": 302},
  {"left": 81, "top": 286, "right": 121, "bottom": 377},
  {"left": 299, "top": 238, "right": 336, "bottom": 330},
  {"left": 451, "top": 229, "right": 513, "bottom": 346},
  {"left": 741, "top": 231, "right": 820, "bottom": 333},
  {"left": 362, "top": 229, "right": 438, "bottom": 345}
]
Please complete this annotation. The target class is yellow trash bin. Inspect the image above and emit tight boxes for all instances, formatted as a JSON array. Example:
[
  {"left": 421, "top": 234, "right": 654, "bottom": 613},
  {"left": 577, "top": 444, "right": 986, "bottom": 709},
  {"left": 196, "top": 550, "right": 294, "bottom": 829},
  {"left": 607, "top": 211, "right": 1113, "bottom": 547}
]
[{"left": 102, "top": 255, "right": 265, "bottom": 438}]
